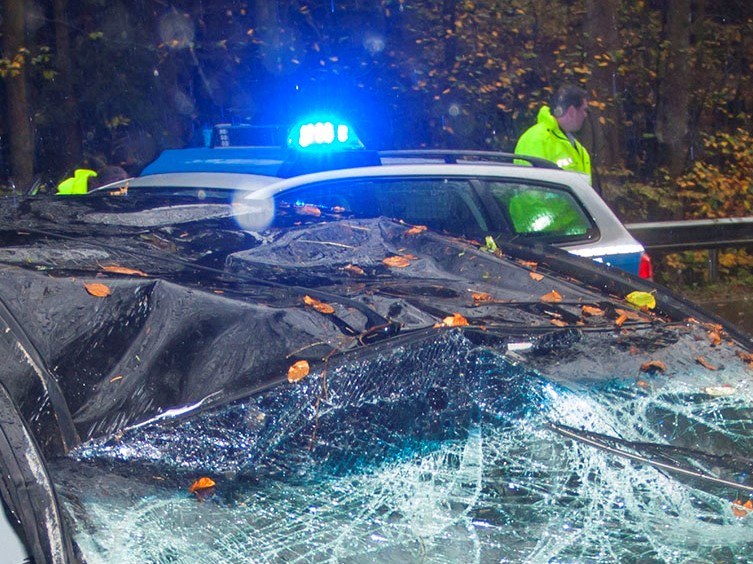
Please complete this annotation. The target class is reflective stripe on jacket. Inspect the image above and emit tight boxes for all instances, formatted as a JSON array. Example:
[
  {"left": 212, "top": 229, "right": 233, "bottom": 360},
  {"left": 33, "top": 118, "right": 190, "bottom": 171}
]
[{"left": 514, "top": 106, "right": 591, "bottom": 183}]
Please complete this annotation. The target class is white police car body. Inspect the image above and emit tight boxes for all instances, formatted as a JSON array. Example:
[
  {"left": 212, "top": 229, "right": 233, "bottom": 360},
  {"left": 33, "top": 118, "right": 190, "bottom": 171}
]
[{"left": 99, "top": 119, "right": 652, "bottom": 278}]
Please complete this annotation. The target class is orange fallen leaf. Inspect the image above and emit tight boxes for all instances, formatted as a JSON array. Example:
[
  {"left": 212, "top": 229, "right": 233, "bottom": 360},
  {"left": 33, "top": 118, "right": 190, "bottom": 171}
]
[
  {"left": 708, "top": 331, "right": 721, "bottom": 346},
  {"left": 636, "top": 379, "right": 650, "bottom": 389},
  {"left": 472, "top": 292, "right": 494, "bottom": 304},
  {"left": 108, "top": 185, "right": 128, "bottom": 196},
  {"left": 640, "top": 360, "right": 667, "bottom": 373},
  {"left": 288, "top": 360, "right": 310, "bottom": 382},
  {"left": 550, "top": 319, "right": 569, "bottom": 327},
  {"left": 405, "top": 225, "right": 428, "bottom": 235},
  {"left": 435, "top": 313, "right": 469, "bottom": 327},
  {"left": 296, "top": 204, "right": 321, "bottom": 216},
  {"left": 342, "top": 264, "right": 365, "bottom": 276},
  {"left": 615, "top": 308, "right": 650, "bottom": 322},
  {"left": 188, "top": 476, "right": 216, "bottom": 493},
  {"left": 529, "top": 272, "right": 544, "bottom": 281},
  {"left": 615, "top": 313, "right": 628, "bottom": 327},
  {"left": 383, "top": 255, "right": 413, "bottom": 268},
  {"left": 696, "top": 356, "right": 718, "bottom": 371},
  {"left": 109, "top": 375, "right": 123, "bottom": 383},
  {"left": 738, "top": 351, "right": 753, "bottom": 363},
  {"left": 84, "top": 282, "right": 111, "bottom": 297},
  {"left": 732, "top": 499, "right": 753, "bottom": 517},
  {"left": 101, "top": 265, "right": 148, "bottom": 277},
  {"left": 517, "top": 259, "right": 539, "bottom": 269},
  {"left": 540, "top": 290, "right": 562, "bottom": 302},
  {"left": 303, "top": 295, "right": 335, "bottom": 314},
  {"left": 581, "top": 305, "right": 605, "bottom": 317}
]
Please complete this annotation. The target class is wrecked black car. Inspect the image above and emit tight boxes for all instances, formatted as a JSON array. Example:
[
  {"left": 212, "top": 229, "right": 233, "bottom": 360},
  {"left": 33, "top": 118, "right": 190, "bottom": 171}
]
[{"left": 2, "top": 191, "right": 753, "bottom": 563}]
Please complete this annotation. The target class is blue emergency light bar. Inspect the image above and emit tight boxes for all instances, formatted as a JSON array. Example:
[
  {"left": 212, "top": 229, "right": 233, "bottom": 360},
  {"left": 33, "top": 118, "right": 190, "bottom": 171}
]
[
  {"left": 140, "top": 117, "right": 377, "bottom": 178},
  {"left": 287, "top": 117, "right": 364, "bottom": 151}
]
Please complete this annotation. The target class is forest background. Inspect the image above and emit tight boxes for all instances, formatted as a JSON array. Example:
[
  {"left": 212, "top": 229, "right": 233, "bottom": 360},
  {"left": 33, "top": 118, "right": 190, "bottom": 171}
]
[{"left": 1, "top": 0, "right": 752, "bottom": 286}]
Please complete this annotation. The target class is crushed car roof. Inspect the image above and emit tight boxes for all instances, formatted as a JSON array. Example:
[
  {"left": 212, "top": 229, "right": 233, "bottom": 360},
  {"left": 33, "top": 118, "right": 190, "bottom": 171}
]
[{"left": 1, "top": 195, "right": 752, "bottom": 562}]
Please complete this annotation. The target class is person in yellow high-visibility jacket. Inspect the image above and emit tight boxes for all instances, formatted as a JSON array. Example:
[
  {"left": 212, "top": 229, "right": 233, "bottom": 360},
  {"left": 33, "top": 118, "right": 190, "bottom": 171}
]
[
  {"left": 56, "top": 166, "right": 128, "bottom": 195},
  {"left": 56, "top": 169, "right": 98, "bottom": 195},
  {"left": 514, "top": 84, "right": 592, "bottom": 183}
]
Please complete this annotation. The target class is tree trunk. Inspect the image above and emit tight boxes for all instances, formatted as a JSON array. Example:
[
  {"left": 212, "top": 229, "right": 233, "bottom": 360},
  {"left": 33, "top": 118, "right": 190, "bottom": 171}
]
[
  {"left": 53, "top": 0, "right": 82, "bottom": 167},
  {"left": 583, "top": 0, "right": 623, "bottom": 173},
  {"left": 2, "top": 0, "right": 35, "bottom": 190},
  {"left": 656, "top": 0, "right": 692, "bottom": 178}
]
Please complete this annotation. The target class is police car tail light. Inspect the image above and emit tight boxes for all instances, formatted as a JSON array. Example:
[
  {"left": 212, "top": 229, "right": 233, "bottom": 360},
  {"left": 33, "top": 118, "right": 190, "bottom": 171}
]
[
  {"left": 287, "top": 117, "right": 364, "bottom": 151},
  {"left": 638, "top": 252, "right": 653, "bottom": 280}
]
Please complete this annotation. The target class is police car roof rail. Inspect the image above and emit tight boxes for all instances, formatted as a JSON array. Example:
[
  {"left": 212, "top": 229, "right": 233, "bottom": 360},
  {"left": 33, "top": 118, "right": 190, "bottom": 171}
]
[{"left": 377, "top": 150, "right": 560, "bottom": 168}]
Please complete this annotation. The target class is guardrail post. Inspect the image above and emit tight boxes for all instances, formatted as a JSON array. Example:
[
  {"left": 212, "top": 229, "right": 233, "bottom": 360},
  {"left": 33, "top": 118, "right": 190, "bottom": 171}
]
[{"left": 708, "top": 248, "right": 719, "bottom": 282}]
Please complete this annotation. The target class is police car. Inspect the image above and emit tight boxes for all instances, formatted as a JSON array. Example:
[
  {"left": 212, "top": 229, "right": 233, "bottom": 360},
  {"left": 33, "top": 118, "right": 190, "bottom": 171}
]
[{"left": 93, "top": 117, "right": 653, "bottom": 278}]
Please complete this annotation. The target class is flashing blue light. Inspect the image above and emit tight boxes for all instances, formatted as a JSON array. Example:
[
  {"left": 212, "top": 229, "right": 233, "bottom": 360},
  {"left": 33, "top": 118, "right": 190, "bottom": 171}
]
[{"left": 288, "top": 117, "right": 363, "bottom": 151}]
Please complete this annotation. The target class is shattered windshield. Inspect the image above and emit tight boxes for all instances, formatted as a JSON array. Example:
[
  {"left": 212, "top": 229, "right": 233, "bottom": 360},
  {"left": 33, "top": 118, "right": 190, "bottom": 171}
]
[{"left": 1, "top": 199, "right": 752, "bottom": 562}]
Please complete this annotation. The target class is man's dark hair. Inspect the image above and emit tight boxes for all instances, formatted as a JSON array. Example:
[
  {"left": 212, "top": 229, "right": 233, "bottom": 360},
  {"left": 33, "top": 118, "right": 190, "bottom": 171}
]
[
  {"left": 89, "top": 166, "right": 129, "bottom": 190},
  {"left": 550, "top": 85, "right": 588, "bottom": 118}
]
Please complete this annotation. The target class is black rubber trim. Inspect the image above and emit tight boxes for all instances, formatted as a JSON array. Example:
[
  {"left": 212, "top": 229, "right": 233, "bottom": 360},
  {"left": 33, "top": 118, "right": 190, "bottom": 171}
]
[{"left": 0, "top": 381, "right": 77, "bottom": 563}]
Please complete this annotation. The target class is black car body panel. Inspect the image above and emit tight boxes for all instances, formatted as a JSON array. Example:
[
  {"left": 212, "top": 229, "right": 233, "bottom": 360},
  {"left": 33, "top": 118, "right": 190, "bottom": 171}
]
[{"left": 0, "top": 196, "right": 751, "bottom": 561}]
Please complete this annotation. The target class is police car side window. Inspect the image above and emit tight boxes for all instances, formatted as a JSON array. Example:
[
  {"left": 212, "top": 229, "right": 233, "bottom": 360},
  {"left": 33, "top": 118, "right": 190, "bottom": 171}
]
[
  {"left": 370, "top": 179, "right": 487, "bottom": 235},
  {"left": 273, "top": 179, "right": 488, "bottom": 236},
  {"left": 489, "top": 182, "right": 594, "bottom": 239}
]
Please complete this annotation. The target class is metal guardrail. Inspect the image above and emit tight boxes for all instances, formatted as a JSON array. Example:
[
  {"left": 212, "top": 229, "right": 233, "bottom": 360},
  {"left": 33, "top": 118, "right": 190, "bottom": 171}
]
[{"left": 625, "top": 217, "right": 753, "bottom": 280}]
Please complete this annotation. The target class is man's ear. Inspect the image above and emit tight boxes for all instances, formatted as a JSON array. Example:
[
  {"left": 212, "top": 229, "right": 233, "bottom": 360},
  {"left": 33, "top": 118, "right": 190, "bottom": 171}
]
[{"left": 552, "top": 105, "right": 564, "bottom": 118}]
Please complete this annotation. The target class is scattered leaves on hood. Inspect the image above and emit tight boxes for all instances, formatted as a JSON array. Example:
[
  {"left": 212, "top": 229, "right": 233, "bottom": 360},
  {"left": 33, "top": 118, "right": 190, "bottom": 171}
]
[
  {"left": 435, "top": 313, "right": 469, "bottom": 328},
  {"left": 581, "top": 305, "right": 605, "bottom": 317},
  {"left": 640, "top": 360, "right": 667, "bottom": 373},
  {"left": 84, "top": 282, "right": 111, "bottom": 297},
  {"left": 484, "top": 235, "right": 498, "bottom": 252},
  {"left": 288, "top": 360, "right": 310, "bottom": 383},
  {"left": 696, "top": 356, "right": 718, "bottom": 371},
  {"left": 540, "top": 290, "right": 562, "bottom": 302},
  {"left": 625, "top": 291, "right": 656, "bottom": 310},
  {"left": 100, "top": 264, "right": 148, "bottom": 277},
  {"left": 529, "top": 272, "right": 544, "bottom": 281},
  {"left": 188, "top": 476, "right": 216, "bottom": 494},
  {"left": 341, "top": 264, "right": 365, "bottom": 276},
  {"left": 550, "top": 318, "right": 569, "bottom": 327},
  {"left": 383, "top": 255, "right": 413, "bottom": 268},
  {"left": 732, "top": 499, "right": 753, "bottom": 517},
  {"left": 405, "top": 225, "right": 427, "bottom": 235},
  {"left": 703, "top": 384, "right": 736, "bottom": 397},
  {"left": 303, "top": 295, "right": 335, "bottom": 314}
]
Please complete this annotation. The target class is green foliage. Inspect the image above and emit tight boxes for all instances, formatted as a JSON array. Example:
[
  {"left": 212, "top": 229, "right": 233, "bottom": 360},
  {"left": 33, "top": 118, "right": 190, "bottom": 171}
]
[{"left": 599, "top": 168, "right": 681, "bottom": 223}]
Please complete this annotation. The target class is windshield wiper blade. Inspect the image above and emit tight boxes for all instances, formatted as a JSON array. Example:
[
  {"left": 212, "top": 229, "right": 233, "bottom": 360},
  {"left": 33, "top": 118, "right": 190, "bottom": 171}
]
[{"left": 548, "top": 421, "right": 753, "bottom": 495}]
